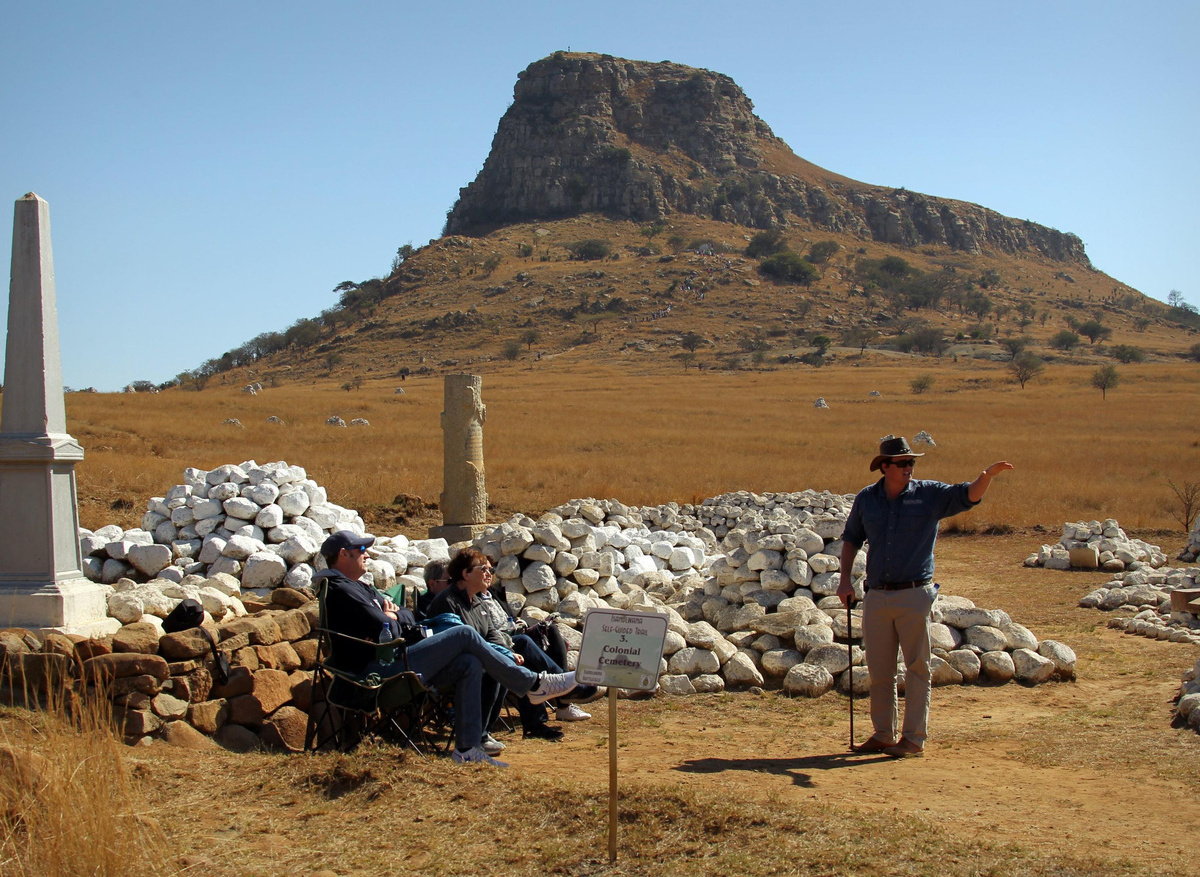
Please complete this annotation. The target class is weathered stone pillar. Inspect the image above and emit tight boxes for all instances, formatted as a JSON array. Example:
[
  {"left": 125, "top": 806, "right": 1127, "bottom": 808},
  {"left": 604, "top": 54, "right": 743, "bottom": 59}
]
[
  {"left": 0, "top": 193, "right": 112, "bottom": 635},
  {"left": 429, "top": 374, "right": 489, "bottom": 543}
]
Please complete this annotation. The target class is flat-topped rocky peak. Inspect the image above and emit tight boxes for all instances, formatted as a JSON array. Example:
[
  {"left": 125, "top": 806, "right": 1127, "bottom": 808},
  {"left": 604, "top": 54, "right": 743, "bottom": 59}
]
[{"left": 446, "top": 52, "right": 1090, "bottom": 265}]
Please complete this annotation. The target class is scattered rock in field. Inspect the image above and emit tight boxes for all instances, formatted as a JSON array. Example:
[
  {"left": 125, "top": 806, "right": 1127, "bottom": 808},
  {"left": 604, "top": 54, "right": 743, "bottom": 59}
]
[
  {"left": 325, "top": 416, "right": 346, "bottom": 427},
  {"left": 1077, "top": 565, "right": 1200, "bottom": 646},
  {"left": 913, "top": 430, "right": 935, "bottom": 447},
  {"left": 222, "top": 419, "right": 243, "bottom": 427},
  {"left": 813, "top": 397, "right": 829, "bottom": 409}
]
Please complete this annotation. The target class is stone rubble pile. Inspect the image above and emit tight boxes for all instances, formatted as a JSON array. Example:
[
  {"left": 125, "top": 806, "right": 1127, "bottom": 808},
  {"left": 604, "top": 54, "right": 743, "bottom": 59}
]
[
  {"left": 469, "top": 490, "right": 1075, "bottom": 697},
  {"left": 1078, "top": 566, "right": 1200, "bottom": 645},
  {"left": 1174, "top": 658, "right": 1200, "bottom": 734},
  {"left": 76, "top": 462, "right": 450, "bottom": 626},
  {"left": 1024, "top": 519, "right": 1167, "bottom": 572},
  {"left": 1180, "top": 522, "right": 1200, "bottom": 563}
]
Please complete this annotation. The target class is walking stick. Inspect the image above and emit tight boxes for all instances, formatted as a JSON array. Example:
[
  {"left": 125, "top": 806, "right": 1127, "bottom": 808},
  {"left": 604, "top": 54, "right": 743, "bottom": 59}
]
[{"left": 847, "top": 598, "right": 855, "bottom": 751}]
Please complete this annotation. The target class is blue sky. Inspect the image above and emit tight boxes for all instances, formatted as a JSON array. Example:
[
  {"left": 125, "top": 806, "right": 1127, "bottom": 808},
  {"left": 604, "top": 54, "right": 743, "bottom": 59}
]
[{"left": 2, "top": 1, "right": 1196, "bottom": 392}]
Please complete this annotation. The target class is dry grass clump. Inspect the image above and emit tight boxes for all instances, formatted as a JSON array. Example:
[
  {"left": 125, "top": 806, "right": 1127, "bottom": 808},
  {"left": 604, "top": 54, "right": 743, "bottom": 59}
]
[
  {"left": 69, "top": 359, "right": 1200, "bottom": 536},
  {"left": 0, "top": 688, "right": 172, "bottom": 877}
]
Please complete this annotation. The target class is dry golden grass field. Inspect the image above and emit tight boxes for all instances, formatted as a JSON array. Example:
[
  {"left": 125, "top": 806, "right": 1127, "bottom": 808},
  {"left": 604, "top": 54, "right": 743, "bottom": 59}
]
[
  {"left": 4, "top": 356, "right": 1200, "bottom": 877},
  {"left": 70, "top": 357, "right": 1200, "bottom": 540}
]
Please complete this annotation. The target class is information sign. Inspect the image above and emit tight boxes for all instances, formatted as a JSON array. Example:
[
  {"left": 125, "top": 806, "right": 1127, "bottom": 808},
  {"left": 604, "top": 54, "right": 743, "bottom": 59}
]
[{"left": 576, "top": 608, "right": 669, "bottom": 690}]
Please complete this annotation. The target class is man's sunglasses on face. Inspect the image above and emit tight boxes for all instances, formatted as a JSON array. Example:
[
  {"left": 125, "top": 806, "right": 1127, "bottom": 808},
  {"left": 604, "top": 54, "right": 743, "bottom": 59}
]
[{"left": 885, "top": 459, "right": 916, "bottom": 469}]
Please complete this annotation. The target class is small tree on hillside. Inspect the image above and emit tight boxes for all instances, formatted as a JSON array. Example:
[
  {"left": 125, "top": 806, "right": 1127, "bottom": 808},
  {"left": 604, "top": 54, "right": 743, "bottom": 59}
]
[
  {"left": 999, "top": 336, "right": 1032, "bottom": 360},
  {"left": 1009, "top": 351, "right": 1045, "bottom": 389},
  {"left": 1078, "top": 320, "right": 1112, "bottom": 344},
  {"left": 1091, "top": 364, "right": 1120, "bottom": 399},
  {"left": 1165, "top": 478, "right": 1200, "bottom": 534},
  {"left": 501, "top": 340, "right": 522, "bottom": 361},
  {"left": 1050, "top": 330, "right": 1081, "bottom": 352},
  {"left": 1111, "top": 344, "right": 1145, "bottom": 363},
  {"left": 746, "top": 229, "right": 788, "bottom": 258},
  {"left": 521, "top": 329, "right": 541, "bottom": 350},
  {"left": 842, "top": 326, "right": 874, "bottom": 354},
  {"left": 681, "top": 331, "right": 705, "bottom": 353}
]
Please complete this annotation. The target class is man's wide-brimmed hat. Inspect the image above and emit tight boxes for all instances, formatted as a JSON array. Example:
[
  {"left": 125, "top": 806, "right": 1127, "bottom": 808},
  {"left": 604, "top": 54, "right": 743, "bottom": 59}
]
[{"left": 869, "top": 435, "right": 925, "bottom": 472}]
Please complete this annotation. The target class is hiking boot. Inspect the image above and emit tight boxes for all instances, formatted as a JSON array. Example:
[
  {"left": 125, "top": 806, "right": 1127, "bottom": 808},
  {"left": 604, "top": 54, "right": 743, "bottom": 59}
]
[
  {"left": 481, "top": 733, "right": 506, "bottom": 755},
  {"left": 527, "top": 671, "right": 577, "bottom": 705},
  {"left": 452, "top": 746, "right": 508, "bottom": 768},
  {"left": 556, "top": 703, "right": 591, "bottom": 722}
]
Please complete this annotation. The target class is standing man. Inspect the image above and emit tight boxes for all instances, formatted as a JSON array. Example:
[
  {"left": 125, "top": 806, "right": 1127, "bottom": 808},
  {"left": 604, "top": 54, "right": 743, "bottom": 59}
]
[{"left": 837, "top": 436, "right": 1013, "bottom": 758}]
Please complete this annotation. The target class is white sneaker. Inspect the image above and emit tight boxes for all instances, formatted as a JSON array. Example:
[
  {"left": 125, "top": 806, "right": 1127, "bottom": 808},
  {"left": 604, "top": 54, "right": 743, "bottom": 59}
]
[
  {"left": 527, "top": 671, "right": 578, "bottom": 705},
  {"left": 481, "top": 733, "right": 506, "bottom": 755},
  {"left": 556, "top": 703, "right": 591, "bottom": 722},
  {"left": 452, "top": 746, "right": 508, "bottom": 768}
]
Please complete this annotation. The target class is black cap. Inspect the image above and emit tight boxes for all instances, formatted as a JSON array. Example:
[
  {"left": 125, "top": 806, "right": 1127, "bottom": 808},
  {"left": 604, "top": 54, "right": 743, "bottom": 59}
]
[{"left": 320, "top": 529, "right": 375, "bottom": 563}]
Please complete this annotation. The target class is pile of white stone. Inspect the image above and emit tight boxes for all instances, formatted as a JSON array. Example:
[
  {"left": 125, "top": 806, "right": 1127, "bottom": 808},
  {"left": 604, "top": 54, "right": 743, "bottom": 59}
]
[
  {"left": 1024, "top": 519, "right": 1168, "bottom": 572},
  {"left": 77, "top": 461, "right": 449, "bottom": 626},
  {"left": 77, "top": 475, "right": 1076, "bottom": 699},
  {"left": 470, "top": 491, "right": 1075, "bottom": 696},
  {"left": 1079, "top": 566, "right": 1200, "bottom": 645},
  {"left": 1174, "top": 658, "right": 1200, "bottom": 734},
  {"left": 1180, "top": 522, "right": 1200, "bottom": 563}
]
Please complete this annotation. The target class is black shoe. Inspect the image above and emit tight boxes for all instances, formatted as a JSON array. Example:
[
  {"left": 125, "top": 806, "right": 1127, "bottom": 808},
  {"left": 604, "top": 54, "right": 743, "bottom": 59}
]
[
  {"left": 522, "top": 723, "right": 564, "bottom": 741},
  {"left": 561, "top": 684, "right": 600, "bottom": 704}
]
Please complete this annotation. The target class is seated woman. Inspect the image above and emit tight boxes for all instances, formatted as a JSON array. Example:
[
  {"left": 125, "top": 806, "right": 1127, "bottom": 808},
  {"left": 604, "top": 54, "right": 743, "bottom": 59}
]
[{"left": 428, "top": 548, "right": 586, "bottom": 742}]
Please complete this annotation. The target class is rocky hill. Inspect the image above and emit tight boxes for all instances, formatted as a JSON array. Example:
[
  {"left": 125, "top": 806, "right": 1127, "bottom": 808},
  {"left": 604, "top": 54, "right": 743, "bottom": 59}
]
[
  {"left": 165, "top": 54, "right": 1200, "bottom": 391},
  {"left": 446, "top": 52, "right": 1089, "bottom": 265}
]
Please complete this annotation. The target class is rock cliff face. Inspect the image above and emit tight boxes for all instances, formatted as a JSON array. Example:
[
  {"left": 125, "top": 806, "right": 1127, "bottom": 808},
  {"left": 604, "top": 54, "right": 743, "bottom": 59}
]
[{"left": 446, "top": 53, "right": 1090, "bottom": 266}]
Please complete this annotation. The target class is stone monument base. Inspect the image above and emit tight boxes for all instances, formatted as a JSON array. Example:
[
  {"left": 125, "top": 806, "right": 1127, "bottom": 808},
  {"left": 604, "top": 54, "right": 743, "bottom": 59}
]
[
  {"left": 0, "top": 579, "right": 119, "bottom": 637},
  {"left": 429, "top": 523, "right": 491, "bottom": 545}
]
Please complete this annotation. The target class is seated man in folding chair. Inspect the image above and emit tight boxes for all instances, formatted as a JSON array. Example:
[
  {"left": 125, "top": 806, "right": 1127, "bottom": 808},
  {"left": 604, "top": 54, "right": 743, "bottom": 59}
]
[{"left": 316, "top": 530, "right": 578, "bottom": 768}]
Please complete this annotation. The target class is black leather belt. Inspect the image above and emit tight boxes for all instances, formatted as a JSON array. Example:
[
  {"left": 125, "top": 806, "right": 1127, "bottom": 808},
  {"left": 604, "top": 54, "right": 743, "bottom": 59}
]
[{"left": 872, "top": 579, "right": 932, "bottom": 591}]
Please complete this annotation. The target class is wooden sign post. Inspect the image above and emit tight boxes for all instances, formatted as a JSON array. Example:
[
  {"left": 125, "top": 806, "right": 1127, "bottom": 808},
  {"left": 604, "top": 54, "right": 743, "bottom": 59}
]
[{"left": 576, "top": 608, "right": 669, "bottom": 863}]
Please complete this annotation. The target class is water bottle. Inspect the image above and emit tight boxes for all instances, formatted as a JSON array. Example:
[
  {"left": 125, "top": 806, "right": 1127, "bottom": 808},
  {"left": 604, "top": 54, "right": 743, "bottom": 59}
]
[{"left": 379, "top": 621, "right": 395, "bottom": 643}]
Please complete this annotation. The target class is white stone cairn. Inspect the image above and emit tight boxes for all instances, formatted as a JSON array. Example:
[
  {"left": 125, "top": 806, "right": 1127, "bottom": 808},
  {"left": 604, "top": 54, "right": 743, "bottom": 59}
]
[
  {"left": 78, "top": 480, "right": 1075, "bottom": 699},
  {"left": 1174, "top": 657, "right": 1200, "bottom": 734},
  {"left": 1024, "top": 519, "right": 1168, "bottom": 572},
  {"left": 0, "top": 193, "right": 110, "bottom": 635}
]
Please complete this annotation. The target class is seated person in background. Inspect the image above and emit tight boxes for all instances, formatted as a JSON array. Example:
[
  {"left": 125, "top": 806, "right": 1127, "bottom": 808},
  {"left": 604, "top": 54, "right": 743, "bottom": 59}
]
[
  {"left": 416, "top": 560, "right": 450, "bottom": 619},
  {"left": 314, "top": 530, "right": 577, "bottom": 767},
  {"left": 479, "top": 582, "right": 596, "bottom": 723},
  {"left": 428, "top": 548, "right": 590, "bottom": 741}
]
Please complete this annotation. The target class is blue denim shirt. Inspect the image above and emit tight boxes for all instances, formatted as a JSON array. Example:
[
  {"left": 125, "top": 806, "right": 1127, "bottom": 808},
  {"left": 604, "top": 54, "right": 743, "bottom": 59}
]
[{"left": 841, "top": 478, "right": 977, "bottom": 589}]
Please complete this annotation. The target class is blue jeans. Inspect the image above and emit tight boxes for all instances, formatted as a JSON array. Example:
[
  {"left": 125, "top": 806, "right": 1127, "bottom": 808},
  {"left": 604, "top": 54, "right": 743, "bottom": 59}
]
[{"left": 367, "top": 626, "right": 538, "bottom": 752}]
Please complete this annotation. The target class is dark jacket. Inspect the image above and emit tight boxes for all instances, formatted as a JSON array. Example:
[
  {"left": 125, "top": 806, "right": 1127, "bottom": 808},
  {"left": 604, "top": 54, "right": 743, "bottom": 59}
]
[{"left": 315, "top": 568, "right": 415, "bottom": 673}]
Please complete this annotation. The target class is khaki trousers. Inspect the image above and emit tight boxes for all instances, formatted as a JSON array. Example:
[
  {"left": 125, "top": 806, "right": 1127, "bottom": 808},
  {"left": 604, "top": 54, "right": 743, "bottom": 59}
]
[{"left": 861, "top": 584, "right": 938, "bottom": 746}]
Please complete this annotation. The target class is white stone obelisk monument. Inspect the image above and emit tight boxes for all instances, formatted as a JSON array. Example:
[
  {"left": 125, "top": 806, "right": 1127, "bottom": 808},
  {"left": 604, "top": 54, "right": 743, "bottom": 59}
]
[
  {"left": 430, "top": 374, "right": 490, "bottom": 543},
  {"left": 0, "top": 193, "right": 110, "bottom": 634}
]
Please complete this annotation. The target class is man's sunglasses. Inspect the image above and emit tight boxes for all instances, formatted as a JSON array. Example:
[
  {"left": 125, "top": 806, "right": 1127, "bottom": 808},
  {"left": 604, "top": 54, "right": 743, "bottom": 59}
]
[{"left": 885, "top": 459, "right": 916, "bottom": 469}]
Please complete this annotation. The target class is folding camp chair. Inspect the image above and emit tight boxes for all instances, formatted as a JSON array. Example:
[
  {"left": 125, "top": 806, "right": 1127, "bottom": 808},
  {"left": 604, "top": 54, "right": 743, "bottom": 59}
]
[{"left": 305, "top": 578, "right": 444, "bottom": 755}]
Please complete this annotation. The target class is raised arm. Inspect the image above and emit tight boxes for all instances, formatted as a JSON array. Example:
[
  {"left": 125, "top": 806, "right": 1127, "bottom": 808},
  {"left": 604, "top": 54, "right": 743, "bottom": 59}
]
[{"left": 967, "top": 461, "right": 1015, "bottom": 503}]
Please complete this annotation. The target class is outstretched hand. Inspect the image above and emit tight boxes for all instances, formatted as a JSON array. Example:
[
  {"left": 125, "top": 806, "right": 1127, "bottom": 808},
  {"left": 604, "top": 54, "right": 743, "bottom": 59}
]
[{"left": 984, "top": 461, "right": 1015, "bottom": 478}]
